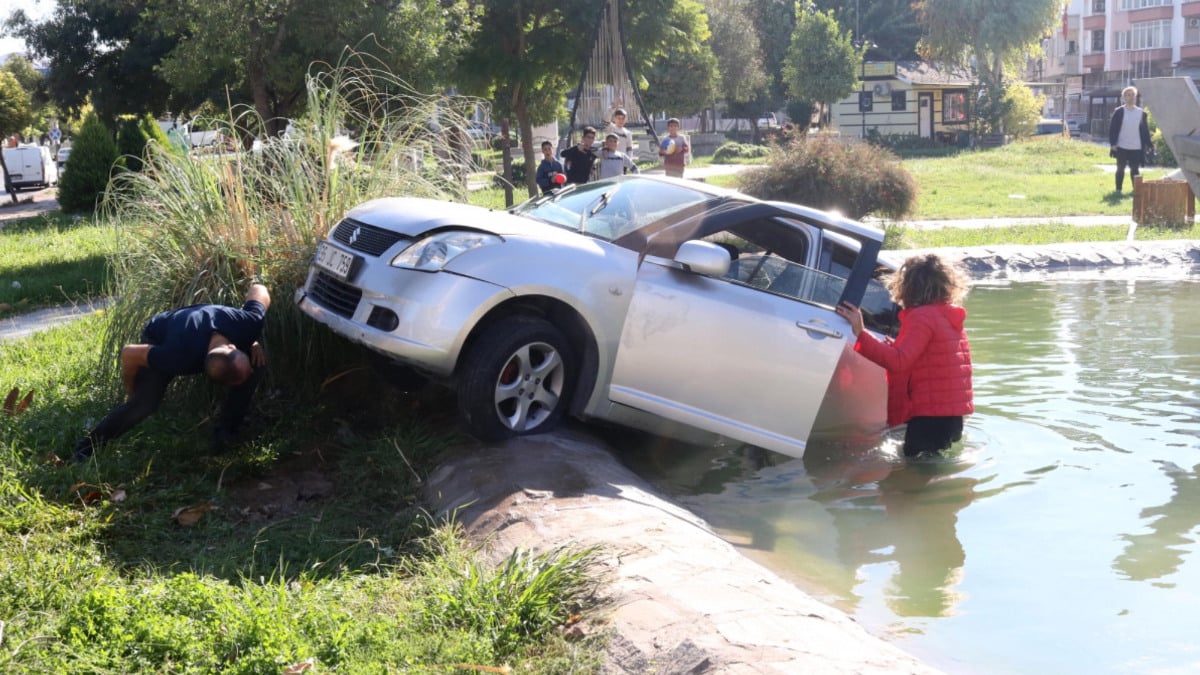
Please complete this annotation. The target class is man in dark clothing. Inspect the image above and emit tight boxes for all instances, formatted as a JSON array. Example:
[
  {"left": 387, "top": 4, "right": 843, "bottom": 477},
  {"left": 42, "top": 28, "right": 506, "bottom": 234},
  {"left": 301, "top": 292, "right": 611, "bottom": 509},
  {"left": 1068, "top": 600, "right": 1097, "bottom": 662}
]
[
  {"left": 74, "top": 283, "right": 271, "bottom": 460},
  {"left": 561, "top": 126, "right": 598, "bottom": 185}
]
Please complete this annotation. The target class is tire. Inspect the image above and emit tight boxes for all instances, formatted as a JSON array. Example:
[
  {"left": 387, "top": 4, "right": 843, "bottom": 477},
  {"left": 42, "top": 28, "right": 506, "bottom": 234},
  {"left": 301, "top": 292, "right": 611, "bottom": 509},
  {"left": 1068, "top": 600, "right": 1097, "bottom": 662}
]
[{"left": 457, "top": 316, "right": 575, "bottom": 442}]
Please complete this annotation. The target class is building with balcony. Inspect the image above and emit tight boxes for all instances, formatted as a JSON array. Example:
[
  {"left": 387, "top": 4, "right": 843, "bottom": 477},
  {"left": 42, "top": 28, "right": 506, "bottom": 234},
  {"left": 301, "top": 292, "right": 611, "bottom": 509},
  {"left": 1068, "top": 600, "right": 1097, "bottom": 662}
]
[{"left": 1032, "top": 0, "right": 1200, "bottom": 138}]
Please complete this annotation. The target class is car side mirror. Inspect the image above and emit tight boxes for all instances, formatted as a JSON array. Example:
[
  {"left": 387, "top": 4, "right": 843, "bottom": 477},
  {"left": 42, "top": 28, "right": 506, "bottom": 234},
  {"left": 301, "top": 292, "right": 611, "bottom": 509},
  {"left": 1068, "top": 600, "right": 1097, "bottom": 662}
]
[{"left": 674, "top": 240, "right": 731, "bottom": 277}]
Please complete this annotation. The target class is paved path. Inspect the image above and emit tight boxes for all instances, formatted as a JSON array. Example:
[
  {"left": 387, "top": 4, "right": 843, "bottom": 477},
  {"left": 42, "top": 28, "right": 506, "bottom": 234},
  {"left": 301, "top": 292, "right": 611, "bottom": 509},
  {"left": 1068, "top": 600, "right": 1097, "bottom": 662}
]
[{"left": 0, "top": 187, "right": 60, "bottom": 225}]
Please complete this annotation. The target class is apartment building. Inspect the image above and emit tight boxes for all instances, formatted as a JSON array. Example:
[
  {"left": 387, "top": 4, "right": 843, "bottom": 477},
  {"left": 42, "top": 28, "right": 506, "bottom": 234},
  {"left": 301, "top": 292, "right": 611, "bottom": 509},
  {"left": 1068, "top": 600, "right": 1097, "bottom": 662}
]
[{"left": 1032, "top": 0, "right": 1200, "bottom": 137}]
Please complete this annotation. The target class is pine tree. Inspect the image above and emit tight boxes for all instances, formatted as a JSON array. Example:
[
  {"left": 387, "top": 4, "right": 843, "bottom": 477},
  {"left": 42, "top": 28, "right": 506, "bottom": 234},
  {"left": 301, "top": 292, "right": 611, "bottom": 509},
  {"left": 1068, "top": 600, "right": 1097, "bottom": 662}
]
[
  {"left": 116, "top": 117, "right": 150, "bottom": 172},
  {"left": 57, "top": 112, "right": 119, "bottom": 213}
]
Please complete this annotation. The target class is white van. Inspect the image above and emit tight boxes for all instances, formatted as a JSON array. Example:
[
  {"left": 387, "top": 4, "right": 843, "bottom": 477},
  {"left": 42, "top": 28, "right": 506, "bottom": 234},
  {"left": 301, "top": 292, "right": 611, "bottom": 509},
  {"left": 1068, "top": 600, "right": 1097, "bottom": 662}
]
[{"left": 2, "top": 145, "right": 59, "bottom": 190}]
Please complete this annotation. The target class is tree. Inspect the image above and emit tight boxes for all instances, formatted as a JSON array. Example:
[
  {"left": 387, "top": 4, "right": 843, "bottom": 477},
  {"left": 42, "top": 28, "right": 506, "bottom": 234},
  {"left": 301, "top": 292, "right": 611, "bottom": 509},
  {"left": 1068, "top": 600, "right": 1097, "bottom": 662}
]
[
  {"left": 1002, "top": 82, "right": 1045, "bottom": 137},
  {"left": 783, "top": 3, "right": 860, "bottom": 122},
  {"left": 154, "top": 0, "right": 478, "bottom": 137},
  {"left": 747, "top": 0, "right": 796, "bottom": 113},
  {"left": 116, "top": 118, "right": 150, "bottom": 173},
  {"left": 6, "top": 1, "right": 476, "bottom": 135},
  {"left": 0, "top": 71, "right": 33, "bottom": 204},
  {"left": 704, "top": 0, "right": 770, "bottom": 134},
  {"left": 455, "top": 0, "right": 715, "bottom": 196},
  {"left": 638, "top": 1, "right": 719, "bottom": 123},
  {"left": 814, "top": 0, "right": 920, "bottom": 61},
  {"left": 915, "top": 0, "right": 1060, "bottom": 132},
  {"left": 5, "top": 4, "right": 181, "bottom": 122},
  {"left": 57, "top": 112, "right": 119, "bottom": 213},
  {"left": 453, "top": 0, "right": 591, "bottom": 196}
]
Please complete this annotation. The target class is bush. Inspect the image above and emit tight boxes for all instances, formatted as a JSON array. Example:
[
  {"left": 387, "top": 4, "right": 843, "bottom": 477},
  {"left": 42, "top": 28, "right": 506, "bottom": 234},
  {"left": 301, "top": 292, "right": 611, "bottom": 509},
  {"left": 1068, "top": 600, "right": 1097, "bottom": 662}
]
[
  {"left": 737, "top": 136, "right": 917, "bottom": 220},
  {"left": 139, "top": 112, "right": 178, "bottom": 155},
  {"left": 712, "top": 142, "right": 769, "bottom": 163},
  {"left": 56, "top": 112, "right": 119, "bottom": 213},
  {"left": 1146, "top": 111, "right": 1176, "bottom": 168},
  {"left": 115, "top": 117, "right": 149, "bottom": 172}
]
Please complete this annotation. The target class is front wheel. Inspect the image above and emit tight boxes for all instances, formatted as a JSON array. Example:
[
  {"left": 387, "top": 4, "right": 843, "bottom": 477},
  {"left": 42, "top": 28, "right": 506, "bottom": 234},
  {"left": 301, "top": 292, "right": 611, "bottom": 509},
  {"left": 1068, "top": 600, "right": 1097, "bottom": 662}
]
[{"left": 457, "top": 316, "right": 575, "bottom": 442}]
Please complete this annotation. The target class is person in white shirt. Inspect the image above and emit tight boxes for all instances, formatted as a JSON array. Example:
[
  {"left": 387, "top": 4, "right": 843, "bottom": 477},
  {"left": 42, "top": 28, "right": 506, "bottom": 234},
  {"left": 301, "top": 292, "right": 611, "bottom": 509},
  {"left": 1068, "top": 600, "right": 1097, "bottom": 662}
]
[
  {"left": 606, "top": 107, "right": 635, "bottom": 156},
  {"left": 1107, "top": 86, "right": 1152, "bottom": 194},
  {"left": 595, "top": 133, "right": 638, "bottom": 180}
]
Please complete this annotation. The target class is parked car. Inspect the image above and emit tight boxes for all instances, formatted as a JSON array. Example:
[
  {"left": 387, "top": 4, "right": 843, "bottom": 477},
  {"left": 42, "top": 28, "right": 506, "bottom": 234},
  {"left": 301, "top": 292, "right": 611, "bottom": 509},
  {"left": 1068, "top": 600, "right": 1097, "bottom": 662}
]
[
  {"left": 56, "top": 146, "right": 72, "bottom": 170},
  {"left": 295, "top": 175, "right": 900, "bottom": 457},
  {"left": 757, "top": 113, "right": 781, "bottom": 129},
  {"left": 1034, "top": 118, "right": 1069, "bottom": 137},
  {"left": 1, "top": 145, "right": 58, "bottom": 190}
]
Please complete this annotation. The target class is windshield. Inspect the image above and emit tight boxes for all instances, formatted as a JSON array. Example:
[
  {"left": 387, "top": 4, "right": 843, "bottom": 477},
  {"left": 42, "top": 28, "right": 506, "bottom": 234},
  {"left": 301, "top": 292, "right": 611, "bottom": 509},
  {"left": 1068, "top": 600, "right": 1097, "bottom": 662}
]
[{"left": 511, "top": 177, "right": 716, "bottom": 241}]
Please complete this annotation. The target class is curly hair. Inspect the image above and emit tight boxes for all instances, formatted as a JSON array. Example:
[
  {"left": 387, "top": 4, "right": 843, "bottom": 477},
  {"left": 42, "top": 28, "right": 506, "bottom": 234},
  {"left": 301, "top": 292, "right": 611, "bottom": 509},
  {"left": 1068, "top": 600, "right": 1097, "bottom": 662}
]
[{"left": 887, "top": 253, "right": 970, "bottom": 308}]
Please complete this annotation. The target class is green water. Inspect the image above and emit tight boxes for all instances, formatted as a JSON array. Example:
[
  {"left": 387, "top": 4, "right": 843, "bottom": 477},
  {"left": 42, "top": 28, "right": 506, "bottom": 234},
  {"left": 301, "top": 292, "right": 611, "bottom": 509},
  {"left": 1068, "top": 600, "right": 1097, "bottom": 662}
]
[{"left": 623, "top": 276, "right": 1200, "bottom": 674}]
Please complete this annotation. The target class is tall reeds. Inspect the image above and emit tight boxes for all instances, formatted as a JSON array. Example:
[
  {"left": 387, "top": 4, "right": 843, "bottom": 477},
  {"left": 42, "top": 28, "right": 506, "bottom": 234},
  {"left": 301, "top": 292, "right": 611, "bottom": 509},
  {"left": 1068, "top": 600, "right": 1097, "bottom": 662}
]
[{"left": 101, "top": 54, "right": 488, "bottom": 392}]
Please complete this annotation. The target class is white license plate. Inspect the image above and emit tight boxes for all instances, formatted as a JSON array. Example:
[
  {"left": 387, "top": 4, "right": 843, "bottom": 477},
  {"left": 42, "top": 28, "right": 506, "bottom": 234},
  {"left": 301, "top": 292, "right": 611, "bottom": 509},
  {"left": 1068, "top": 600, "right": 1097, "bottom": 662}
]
[{"left": 314, "top": 242, "right": 356, "bottom": 279}]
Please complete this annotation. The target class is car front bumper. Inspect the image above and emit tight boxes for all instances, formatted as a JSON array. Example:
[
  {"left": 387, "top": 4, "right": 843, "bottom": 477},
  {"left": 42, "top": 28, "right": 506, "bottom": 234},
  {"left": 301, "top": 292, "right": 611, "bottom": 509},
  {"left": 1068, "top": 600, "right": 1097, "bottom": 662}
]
[{"left": 295, "top": 266, "right": 513, "bottom": 377}]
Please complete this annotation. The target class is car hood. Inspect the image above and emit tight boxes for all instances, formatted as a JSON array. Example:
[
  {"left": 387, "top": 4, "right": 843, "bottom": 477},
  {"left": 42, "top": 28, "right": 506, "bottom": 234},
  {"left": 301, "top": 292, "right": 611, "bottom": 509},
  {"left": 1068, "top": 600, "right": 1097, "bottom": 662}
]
[{"left": 344, "top": 197, "right": 569, "bottom": 240}]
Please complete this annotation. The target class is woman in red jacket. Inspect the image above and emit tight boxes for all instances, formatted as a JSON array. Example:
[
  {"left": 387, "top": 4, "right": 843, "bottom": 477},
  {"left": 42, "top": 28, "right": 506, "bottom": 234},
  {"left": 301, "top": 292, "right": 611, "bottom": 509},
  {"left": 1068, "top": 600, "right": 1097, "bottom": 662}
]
[{"left": 836, "top": 254, "right": 973, "bottom": 457}]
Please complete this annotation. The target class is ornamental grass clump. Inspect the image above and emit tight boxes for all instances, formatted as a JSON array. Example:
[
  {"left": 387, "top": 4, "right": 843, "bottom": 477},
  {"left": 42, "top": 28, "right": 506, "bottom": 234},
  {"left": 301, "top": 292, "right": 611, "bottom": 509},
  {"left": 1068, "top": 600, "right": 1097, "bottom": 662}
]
[
  {"left": 413, "top": 525, "right": 604, "bottom": 661},
  {"left": 101, "top": 56, "right": 488, "bottom": 391},
  {"left": 737, "top": 136, "right": 917, "bottom": 220}
]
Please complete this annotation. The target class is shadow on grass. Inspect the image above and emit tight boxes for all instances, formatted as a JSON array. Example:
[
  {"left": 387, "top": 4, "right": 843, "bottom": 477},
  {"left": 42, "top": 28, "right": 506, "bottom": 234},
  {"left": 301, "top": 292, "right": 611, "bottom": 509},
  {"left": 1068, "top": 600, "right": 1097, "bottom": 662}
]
[
  {"left": 0, "top": 210, "right": 90, "bottom": 235},
  {"left": 1102, "top": 191, "right": 1129, "bottom": 206},
  {"left": 0, "top": 254, "right": 109, "bottom": 314},
  {"left": 16, "top": 356, "right": 463, "bottom": 582}
]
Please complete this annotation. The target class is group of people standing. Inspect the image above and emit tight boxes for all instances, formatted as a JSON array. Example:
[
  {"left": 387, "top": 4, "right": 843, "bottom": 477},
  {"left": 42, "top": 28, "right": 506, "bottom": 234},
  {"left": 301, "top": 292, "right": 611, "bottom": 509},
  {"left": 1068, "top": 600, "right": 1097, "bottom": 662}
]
[{"left": 535, "top": 108, "right": 691, "bottom": 193}]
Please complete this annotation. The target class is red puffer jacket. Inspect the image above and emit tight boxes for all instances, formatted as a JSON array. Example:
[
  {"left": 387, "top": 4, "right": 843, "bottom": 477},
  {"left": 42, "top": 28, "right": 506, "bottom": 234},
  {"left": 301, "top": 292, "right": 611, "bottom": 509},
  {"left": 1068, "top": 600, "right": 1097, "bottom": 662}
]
[{"left": 854, "top": 303, "right": 973, "bottom": 425}]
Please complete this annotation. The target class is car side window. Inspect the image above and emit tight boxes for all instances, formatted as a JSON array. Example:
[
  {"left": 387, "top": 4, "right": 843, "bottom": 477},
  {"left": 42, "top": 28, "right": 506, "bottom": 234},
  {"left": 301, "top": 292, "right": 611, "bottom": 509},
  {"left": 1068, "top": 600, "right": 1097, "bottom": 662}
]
[
  {"left": 697, "top": 218, "right": 845, "bottom": 306},
  {"left": 820, "top": 238, "right": 900, "bottom": 338}
]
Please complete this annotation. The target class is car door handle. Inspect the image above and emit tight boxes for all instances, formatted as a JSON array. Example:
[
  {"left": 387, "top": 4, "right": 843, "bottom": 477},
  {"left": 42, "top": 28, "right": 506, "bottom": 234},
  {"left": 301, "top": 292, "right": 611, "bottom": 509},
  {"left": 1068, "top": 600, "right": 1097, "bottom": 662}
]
[{"left": 796, "top": 320, "right": 843, "bottom": 340}]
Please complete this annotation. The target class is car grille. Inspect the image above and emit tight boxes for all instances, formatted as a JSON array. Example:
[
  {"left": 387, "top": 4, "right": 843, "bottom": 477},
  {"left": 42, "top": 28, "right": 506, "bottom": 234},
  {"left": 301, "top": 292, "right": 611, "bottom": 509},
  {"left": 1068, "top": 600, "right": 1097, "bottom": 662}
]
[
  {"left": 309, "top": 271, "right": 362, "bottom": 318},
  {"left": 331, "top": 218, "right": 407, "bottom": 257}
]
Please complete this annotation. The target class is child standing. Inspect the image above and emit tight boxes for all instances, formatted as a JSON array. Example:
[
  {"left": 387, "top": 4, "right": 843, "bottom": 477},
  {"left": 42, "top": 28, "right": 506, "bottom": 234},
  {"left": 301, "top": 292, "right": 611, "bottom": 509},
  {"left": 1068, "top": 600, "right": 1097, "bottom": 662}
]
[
  {"left": 658, "top": 117, "right": 689, "bottom": 179},
  {"left": 596, "top": 133, "right": 639, "bottom": 179},
  {"left": 835, "top": 254, "right": 973, "bottom": 457},
  {"left": 534, "top": 140, "right": 565, "bottom": 194}
]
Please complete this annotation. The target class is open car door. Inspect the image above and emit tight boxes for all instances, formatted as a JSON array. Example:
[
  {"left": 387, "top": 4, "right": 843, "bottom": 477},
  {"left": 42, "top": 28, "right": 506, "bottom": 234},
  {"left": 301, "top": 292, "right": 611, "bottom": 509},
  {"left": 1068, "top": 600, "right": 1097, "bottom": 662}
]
[{"left": 607, "top": 203, "right": 883, "bottom": 458}]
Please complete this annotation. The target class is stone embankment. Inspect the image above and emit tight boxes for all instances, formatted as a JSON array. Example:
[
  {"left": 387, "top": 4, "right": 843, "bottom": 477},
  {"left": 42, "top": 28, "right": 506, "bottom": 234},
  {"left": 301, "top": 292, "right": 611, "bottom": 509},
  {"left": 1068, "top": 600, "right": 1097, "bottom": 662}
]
[{"left": 423, "top": 431, "right": 940, "bottom": 675}]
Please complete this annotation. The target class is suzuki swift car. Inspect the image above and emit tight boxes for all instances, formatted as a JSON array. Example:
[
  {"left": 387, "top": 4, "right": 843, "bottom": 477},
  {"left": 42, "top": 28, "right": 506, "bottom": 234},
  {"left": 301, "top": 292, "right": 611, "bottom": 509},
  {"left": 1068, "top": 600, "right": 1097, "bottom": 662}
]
[{"left": 295, "top": 175, "right": 899, "bottom": 458}]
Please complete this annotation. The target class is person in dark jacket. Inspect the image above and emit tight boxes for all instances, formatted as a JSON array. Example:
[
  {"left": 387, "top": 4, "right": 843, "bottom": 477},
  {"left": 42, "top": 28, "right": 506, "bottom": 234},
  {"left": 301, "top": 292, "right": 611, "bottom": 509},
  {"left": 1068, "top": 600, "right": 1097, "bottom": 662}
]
[
  {"left": 534, "top": 140, "right": 565, "bottom": 194},
  {"left": 1108, "top": 85, "right": 1153, "bottom": 194},
  {"left": 74, "top": 283, "right": 271, "bottom": 460},
  {"left": 836, "top": 254, "right": 973, "bottom": 457}
]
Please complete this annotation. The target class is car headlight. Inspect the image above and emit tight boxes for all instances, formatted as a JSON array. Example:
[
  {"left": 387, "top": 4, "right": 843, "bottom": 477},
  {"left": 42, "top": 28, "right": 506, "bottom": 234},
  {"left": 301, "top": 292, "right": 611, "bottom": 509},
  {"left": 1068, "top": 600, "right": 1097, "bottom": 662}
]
[{"left": 390, "top": 230, "right": 502, "bottom": 271}]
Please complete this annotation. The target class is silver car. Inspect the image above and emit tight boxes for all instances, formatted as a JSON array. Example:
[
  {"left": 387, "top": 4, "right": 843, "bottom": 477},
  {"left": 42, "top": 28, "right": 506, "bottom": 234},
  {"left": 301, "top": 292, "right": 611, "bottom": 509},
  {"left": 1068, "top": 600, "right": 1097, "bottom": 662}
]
[{"left": 295, "top": 176, "right": 899, "bottom": 458}]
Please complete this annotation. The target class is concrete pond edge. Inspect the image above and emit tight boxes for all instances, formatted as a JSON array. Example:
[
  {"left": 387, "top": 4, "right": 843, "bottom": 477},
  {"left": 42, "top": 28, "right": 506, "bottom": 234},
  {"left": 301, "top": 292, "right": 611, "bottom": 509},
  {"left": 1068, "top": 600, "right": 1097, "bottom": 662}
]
[{"left": 422, "top": 430, "right": 940, "bottom": 675}]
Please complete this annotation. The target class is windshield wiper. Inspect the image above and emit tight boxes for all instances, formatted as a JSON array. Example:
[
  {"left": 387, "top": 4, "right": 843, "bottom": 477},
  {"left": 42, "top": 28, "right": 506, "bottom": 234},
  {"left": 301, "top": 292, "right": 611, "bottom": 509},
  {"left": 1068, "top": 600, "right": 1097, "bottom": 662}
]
[
  {"left": 578, "top": 186, "right": 619, "bottom": 233},
  {"left": 512, "top": 183, "right": 579, "bottom": 212}
]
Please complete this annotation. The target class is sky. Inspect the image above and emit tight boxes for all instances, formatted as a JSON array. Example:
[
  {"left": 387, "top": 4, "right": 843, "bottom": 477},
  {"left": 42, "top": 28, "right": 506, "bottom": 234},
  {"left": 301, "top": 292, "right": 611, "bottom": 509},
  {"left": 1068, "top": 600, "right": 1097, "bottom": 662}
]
[{"left": 0, "top": 0, "right": 53, "bottom": 59}]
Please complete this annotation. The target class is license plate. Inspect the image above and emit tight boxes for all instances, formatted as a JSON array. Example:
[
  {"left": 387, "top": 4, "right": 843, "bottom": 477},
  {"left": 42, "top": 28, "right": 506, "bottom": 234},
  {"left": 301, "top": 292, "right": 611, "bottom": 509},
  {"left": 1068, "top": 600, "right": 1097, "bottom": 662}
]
[{"left": 314, "top": 242, "right": 356, "bottom": 279}]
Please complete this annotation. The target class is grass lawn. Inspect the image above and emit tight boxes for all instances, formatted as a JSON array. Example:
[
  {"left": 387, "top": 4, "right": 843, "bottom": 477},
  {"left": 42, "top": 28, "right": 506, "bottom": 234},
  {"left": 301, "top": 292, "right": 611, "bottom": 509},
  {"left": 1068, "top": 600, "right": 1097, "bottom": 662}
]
[
  {"left": 0, "top": 314, "right": 604, "bottom": 672},
  {"left": 0, "top": 211, "right": 114, "bottom": 316},
  {"left": 902, "top": 137, "right": 1171, "bottom": 220}
]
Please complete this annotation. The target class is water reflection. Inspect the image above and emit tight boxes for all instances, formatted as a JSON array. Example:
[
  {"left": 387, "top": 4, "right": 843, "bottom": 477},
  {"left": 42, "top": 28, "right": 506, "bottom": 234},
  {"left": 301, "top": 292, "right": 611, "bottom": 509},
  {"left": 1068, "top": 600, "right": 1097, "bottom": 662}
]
[
  {"left": 1115, "top": 461, "right": 1200, "bottom": 585},
  {"left": 615, "top": 277, "right": 1200, "bottom": 675},
  {"left": 807, "top": 450, "right": 974, "bottom": 617}
]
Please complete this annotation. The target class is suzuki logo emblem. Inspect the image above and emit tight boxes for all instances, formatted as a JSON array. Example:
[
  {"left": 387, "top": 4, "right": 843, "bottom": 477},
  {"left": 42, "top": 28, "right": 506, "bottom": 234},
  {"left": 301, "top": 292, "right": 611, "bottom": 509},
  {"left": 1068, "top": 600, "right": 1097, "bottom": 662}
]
[{"left": 349, "top": 226, "right": 362, "bottom": 246}]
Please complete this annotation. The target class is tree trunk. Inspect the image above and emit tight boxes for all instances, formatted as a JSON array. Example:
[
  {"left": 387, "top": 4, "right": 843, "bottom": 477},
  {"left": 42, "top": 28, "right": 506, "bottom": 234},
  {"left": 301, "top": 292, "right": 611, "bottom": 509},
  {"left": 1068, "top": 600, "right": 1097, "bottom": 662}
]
[
  {"left": 0, "top": 149, "right": 16, "bottom": 204},
  {"left": 514, "top": 90, "right": 538, "bottom": 199}
]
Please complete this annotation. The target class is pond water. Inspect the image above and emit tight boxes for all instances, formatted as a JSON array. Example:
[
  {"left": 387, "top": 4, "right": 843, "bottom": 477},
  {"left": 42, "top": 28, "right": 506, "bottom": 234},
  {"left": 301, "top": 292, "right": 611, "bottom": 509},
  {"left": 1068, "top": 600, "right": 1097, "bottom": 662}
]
[{"left": 619, "top": 275, "right": 1200, "bottom": 674}]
